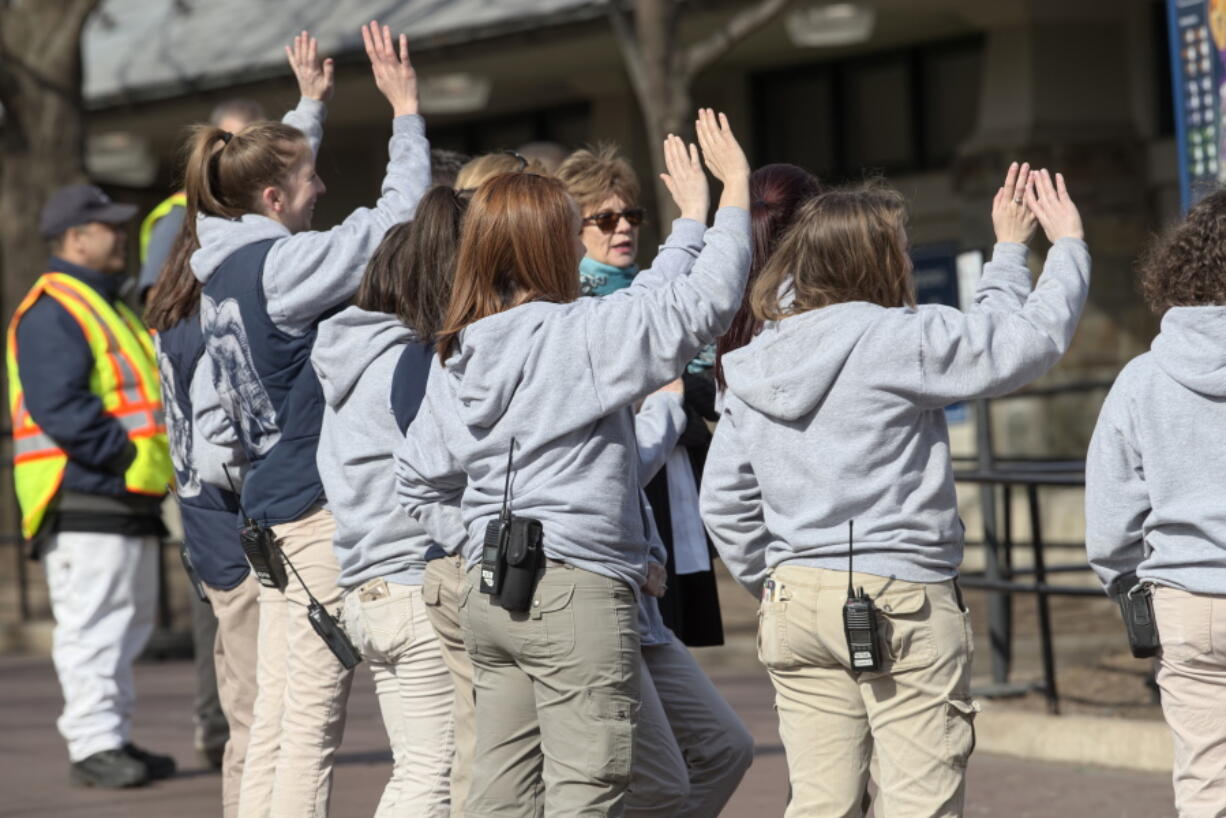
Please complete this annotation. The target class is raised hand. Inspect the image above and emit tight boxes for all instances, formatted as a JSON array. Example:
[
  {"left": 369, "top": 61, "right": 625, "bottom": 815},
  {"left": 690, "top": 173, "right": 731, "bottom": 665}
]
[
  {"left": 659, "top": 134, "right": 709, "bottom": 223},
  {"left": 991, "top": 161, "right": 1037, "bottom": 245},
  {"left": 361, "top": 20, "right": 418, "bottom": 118},
  {"left": 1025, "top": 169, "right": 1084, "bottom": 243},
  {"left": 695, "top": 108, "right": 750, "bottom": 211},
  {"left": 285, "top": 31, "right": 334, "bottom": 102}
]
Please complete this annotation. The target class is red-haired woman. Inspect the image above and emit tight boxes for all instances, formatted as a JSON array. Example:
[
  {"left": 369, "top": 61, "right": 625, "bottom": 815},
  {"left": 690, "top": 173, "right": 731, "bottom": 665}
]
[{"left": 395, "top": 110, "right": 751, "bottom": 814}]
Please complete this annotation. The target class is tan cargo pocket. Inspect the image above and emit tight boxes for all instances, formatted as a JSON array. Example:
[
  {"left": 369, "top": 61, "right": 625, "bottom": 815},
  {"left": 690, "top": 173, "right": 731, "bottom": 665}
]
[
  {"left": 758, "top": 600, "right": 799, "bottom": 669},
  {"left": 875, "top": 585, "right": 936, "bottom": 672},
  {"left": 1154, "top": 589, "right": 1214, "bottom": 668},
  {"left": 584, "top": 688, "right": 636, "bottom": 786},
  {"left": 537, "top": 582, "right": 576, "bottom": 658},
  {"left": 358, "top": 593, "right": 412, "bottom": 658},
  {"left": 944, "top": 697, "right": 979, "bottom": 769}
]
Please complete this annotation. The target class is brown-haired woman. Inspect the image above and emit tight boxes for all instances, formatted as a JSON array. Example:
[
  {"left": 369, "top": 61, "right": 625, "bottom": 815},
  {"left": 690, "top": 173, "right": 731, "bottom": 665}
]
[
  {"left": 311, "top": 186, "right": 466, "bottom": 817},
  {"left": 395, "top": 110, "right": 751, "bottom": 814},
  {"left": 1086, "top": 190, "right": 1226, "bottom": 816},
  {"left": 145, "top": 222, "right": 259, "bottom": 815},
  {"left": 185, "top": 23, "right": 429, "bottom": 817},
  {"left": 702, "top": 165, "right": 1090, "bottom": 816}
]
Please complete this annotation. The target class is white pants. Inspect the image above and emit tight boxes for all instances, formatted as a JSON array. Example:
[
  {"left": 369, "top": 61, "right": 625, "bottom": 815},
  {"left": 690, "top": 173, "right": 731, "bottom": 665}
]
[
  {"left": 343, "top": 579, "right": 454, "bottom": 818},
  {"left": 43, "top": 532, "right": 159, "bottom": 762}
]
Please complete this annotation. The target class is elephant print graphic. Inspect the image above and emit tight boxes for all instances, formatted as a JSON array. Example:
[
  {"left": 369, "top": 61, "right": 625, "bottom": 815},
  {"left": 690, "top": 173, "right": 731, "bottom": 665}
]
[
  {"left": 154, "top": 336, "right": 202, "bottom": 499},
  {"left": 201, "top": 294, "right": 281, "bottom": 458}
]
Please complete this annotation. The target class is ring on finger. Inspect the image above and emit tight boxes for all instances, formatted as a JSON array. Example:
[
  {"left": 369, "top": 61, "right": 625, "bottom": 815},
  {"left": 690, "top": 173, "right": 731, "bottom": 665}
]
[{"left": 1013, "top": 197, "right": 1023, "bottom": 204}]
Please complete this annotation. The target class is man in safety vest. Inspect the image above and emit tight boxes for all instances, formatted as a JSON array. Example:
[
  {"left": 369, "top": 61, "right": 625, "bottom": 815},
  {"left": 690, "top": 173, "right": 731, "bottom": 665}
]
[
  {"left": 137, "top": 99, "right": 266, "bottom": 303},
  {"left": 8, "top": 184, "right": 175, "bottom": 788}
]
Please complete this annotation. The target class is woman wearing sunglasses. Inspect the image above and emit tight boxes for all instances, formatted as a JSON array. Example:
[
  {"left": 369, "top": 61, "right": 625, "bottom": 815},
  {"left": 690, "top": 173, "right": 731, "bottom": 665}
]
[
  {"left": 556, "top": 145, "right": 648, "bottom": 295},
  {"left": 556, "top": 142, "right": 753, "bottom": 816}
]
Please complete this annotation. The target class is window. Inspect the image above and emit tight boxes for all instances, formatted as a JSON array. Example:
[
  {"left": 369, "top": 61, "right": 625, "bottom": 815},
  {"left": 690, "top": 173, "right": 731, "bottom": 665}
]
[
  {"left": 753, "top": 36, "right": 985, "bottom": 179},
  {"left": 429, "top": 102, "right": 591, "bottom": 156}
]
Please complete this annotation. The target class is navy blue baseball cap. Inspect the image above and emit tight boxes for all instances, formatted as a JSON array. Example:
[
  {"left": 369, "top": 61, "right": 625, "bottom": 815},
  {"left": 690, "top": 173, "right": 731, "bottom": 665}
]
[{"left": 39, "top": 184, "right": 138, "bottom": 239}]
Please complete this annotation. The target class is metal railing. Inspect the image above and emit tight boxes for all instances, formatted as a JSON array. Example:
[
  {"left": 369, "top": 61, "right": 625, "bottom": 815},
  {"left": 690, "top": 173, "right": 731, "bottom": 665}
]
[{"left": 954, "top": 380, "right": 1117, "bottom": 715}]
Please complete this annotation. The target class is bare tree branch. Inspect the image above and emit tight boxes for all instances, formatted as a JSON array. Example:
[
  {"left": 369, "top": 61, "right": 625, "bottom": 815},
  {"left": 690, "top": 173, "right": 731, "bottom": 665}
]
[
  {"left": 607, "top": 1, "right": 650, "bottom": 107},
  {"left": 684, "top": 0, "right": 793, "bottom": 80}
]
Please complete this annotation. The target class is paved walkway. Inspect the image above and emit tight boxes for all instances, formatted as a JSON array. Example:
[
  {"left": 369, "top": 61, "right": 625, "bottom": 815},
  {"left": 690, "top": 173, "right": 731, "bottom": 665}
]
[{"left": 0, "top": 655, "right": 1175, "bottom": 817}]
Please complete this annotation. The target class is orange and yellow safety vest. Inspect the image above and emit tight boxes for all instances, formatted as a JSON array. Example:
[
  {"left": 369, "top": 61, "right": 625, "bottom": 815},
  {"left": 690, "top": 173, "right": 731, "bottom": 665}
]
[{"left": 6, "top": 272, "right": 172, "bottom": 538}]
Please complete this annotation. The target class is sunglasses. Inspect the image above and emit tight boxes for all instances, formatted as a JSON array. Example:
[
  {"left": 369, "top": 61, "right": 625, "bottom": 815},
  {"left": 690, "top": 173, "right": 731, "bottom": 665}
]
[{"left": 582, "top": 208, "right": 646, "bottom": 233}]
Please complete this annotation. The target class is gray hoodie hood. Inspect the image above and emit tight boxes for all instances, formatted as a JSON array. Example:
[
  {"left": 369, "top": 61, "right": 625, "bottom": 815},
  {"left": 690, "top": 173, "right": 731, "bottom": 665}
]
[
  {"left": 313, "top": 306, "right": 416, "bottom": 408},
  {"left": 1151, "top": 306, "right": 1226, "bottom": 397},
  {"left": 191, "top": 213, "right": 288, "bottom": 284},
  {"left": 723, "top": 302, "right": 881, "bottom": 422}
]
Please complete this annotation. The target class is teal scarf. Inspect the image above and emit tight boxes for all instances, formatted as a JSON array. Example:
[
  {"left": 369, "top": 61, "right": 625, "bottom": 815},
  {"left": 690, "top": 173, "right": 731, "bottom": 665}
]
[
  {"left": 579, "top": 256, "right": 638, "bottom": 296},
  {"left": 577, "top": 255, "right": 714, "bottom": 375}
]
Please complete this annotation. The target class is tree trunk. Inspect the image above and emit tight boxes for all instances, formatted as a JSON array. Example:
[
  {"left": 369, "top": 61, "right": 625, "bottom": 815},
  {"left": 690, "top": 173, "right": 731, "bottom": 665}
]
[
  {"left": 0, "top": 0, "right": 99, "bottom": 324},
  {"left": 610, "top": 0, "right": 794, "bottom": 223}
]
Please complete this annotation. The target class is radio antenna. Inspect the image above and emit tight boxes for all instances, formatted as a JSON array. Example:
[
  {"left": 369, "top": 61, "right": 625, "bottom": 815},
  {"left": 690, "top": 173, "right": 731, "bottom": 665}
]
[
  {"left": 500, "top": 437, "right": 516, "bottom": 523},
  {"left": 847, "top": 520, "right": 855, "bottom": 599}
]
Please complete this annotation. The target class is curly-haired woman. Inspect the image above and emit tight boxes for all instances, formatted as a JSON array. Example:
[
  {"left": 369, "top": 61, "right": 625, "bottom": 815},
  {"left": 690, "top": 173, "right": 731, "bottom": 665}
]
[{"left": 1086, "top": 189, "right": 1226, "bottom": 817}]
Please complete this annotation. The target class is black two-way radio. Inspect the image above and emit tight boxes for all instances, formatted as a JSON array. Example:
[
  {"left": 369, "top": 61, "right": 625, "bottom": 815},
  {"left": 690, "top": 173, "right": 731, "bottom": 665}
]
[
  {"left": 279, "top": 544, "right": 363, "bottom": 670},
  {"left": 842, "top": 520, "right": 882, "bottom": 672},
  {"left": 221, "top": 466, "right": 360, "bottom": 669},
  {"left": 478, "top": 438, "right": 544, "bottom": 612},
  {"left": 223, "top": 466, "right": 287, "bottom": 591}
]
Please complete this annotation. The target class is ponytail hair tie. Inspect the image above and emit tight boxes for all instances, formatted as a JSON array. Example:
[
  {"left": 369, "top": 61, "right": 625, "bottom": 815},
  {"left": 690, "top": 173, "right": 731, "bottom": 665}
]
[{"left": 219, "top": 131, "right": 233, "bottom": 145}]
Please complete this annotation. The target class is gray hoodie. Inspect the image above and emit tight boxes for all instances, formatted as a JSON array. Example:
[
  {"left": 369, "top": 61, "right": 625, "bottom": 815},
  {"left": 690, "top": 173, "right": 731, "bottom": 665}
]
[
  {"left": 1086, "top": 306, "right": 1226, "bottom": 595},
  {"left": 190, "top": 110, "right": 429, "bottom": 480},
  {"left": 188, "top": 97, "right": 326, "bottom": 489},
  {"left": 190, "top": 113, "right": 429, "bottom": 329},
  {"left": 702, "top": 239, "right": 1091, "bottom": 597},
  {"left": 394, "top": 210, "right": 749, "bottom": 593},
  {"left": 313, "top": 306, "right": 437, "bottom": 588}
]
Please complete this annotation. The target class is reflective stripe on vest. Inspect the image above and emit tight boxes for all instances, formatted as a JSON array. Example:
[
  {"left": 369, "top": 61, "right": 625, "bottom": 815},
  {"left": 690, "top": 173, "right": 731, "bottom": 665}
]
[
  {"left": 6, "top": 272, "right": 172, "bottom": 538},
  {"left": 139, "top": 191, "right": 187, "bottom": 263}
]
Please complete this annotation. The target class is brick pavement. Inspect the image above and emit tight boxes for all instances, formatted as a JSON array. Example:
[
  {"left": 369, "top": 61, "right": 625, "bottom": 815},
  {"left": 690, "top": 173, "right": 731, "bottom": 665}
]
[{"left": 0, "top": 655, "right": 1176, "bottom": 817}]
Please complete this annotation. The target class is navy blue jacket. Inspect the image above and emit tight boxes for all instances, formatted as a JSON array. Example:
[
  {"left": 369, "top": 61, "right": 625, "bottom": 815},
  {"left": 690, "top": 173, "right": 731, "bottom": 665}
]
[
  {"left": 158, "top": 313, "right": 249, "bottom": 589},
  {"left": 201, "top": 240, "right": 330, "bottom": 526},
  {"left": 15, "top": 258, "right": 142, "bottom": 499}
]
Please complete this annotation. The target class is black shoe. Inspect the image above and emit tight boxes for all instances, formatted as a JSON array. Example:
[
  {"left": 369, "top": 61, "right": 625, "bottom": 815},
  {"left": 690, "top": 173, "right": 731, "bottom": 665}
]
[
  {"left": 70, "top": 749, "right": 149, "bottom": 788},
  {"left": 124, "top": 743, "right": 177, "bottom": 780}
]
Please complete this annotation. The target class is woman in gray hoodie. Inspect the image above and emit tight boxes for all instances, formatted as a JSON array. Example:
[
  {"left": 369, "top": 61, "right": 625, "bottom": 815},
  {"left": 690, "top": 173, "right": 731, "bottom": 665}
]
[
  {"left": 394, "top": 110, "right": 751, "bottom": 815},
  {"left": 312, "top": 187, "right": 467, "bottom": 818},
  {"left": 186, "top": 24, "right": 430, "bottom": 817},
  {"left": 701, "top": 164, "right": 1090, "bottom": 817},
  {"left": 1086, "top": 190, "right": 1226, "bottom": 816}
]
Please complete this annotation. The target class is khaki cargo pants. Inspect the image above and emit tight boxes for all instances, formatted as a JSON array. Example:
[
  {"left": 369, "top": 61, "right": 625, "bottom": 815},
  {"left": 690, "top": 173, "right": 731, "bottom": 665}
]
[
  {"left": 238, "top": 507, "right": 354, "bottom": 818},
  {"left": 1152, "top": 586, "right": 1226, "bottom": 817},
  {"left": 422, "top": 554, "right": 476, "bottom": 817},
  {"left": 759, "top": 565, "right": 977, "bottom": 818},
  {"left": 459, "top": 562, "right": 641, "bottom": 817}
]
